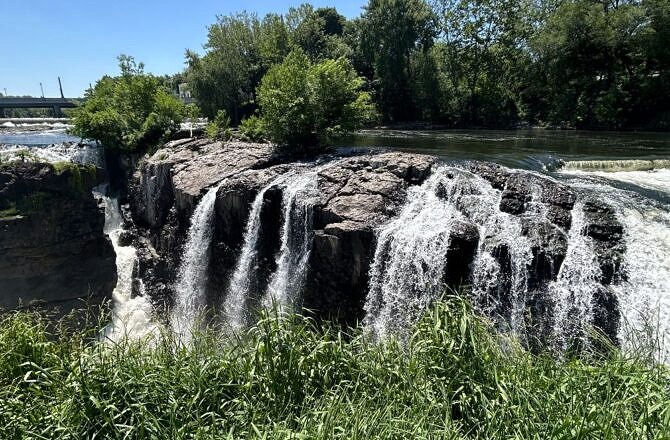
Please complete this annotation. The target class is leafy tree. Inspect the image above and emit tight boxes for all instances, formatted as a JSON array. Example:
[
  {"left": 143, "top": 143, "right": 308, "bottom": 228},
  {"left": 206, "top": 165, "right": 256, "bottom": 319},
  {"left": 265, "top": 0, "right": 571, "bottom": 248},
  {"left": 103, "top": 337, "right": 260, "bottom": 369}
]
[
  {"left": 257, "top": 51, "right": 375, "bottom": 153},
  {"left": 186, "top": 13, "right": 291, "bottom": 123},
  {"left": 71, "top": 55, "right": 184, "bottom": 152},
  {"left": 431, "top": 0, "right": 532, "bottom": 126},
  {"left": 360, "top": 0, "right": 437, "bottom": 121},
  {"left": 291, "top": 6, "right": 350, "bottom": 60}
]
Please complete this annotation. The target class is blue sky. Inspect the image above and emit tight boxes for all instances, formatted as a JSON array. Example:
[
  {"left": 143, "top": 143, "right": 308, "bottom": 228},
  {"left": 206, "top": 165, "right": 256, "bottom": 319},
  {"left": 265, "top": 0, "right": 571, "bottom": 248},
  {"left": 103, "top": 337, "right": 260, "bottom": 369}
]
[{"left": 1, "top": 0, "right": 365, "bottom": 98}]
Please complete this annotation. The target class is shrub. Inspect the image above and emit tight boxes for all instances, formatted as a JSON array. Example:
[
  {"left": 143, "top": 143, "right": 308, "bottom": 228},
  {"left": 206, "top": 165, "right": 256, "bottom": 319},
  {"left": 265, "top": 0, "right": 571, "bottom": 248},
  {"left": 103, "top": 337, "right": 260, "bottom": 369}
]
[
  {"left": 257, "top": 50, "right": 375, "bottom": 154},
  {"left": 238, "top": 115, "right": 266, "bottom": 142},
  {"left": 206, "top": 109, "right": 233, "bottom": 141},
  {"left": 71, "top": 55, "right": 185, "bottom": 152}
]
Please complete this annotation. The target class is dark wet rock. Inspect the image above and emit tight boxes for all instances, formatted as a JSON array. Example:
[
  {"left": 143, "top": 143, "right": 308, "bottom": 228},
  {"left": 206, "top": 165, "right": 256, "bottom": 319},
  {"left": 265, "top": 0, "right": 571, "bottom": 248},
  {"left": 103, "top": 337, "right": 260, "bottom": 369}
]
[
  {"left": 444, "top": 220, "right": 480, "bottom": 289},
  {"left": 117, "top": 230, "right": 136, "bottom": 247},
  {"left": 521, "top": 218, "right": 568, "bottom": 289},
  {"left": 466, "top": 163, "right": 576, "bottom": 230},
  {"left": 591, "top": 286, "right": 620, "bottom": 344},
  {"left": 0, "top": 163, "right": 116, "bottom": 312},
  {"left": 583, "top": 200, "right": 626, "bottom": 285}
]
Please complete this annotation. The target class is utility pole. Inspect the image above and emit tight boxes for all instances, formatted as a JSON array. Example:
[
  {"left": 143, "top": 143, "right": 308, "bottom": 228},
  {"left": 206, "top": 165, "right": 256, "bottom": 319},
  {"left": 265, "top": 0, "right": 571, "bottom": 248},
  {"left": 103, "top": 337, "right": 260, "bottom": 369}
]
[
  {"left": 40, "top": 82, "right": 45, "bottom": 98},
  {"left": 58, "top": 77, "right": 65, "bottom": 99}
]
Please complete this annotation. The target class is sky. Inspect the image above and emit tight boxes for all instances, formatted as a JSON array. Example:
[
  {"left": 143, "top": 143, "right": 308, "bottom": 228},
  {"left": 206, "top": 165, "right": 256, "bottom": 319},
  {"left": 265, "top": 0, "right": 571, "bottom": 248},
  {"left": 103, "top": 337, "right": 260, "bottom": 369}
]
[{"left": 1, "top": 0, "right": 366, "bottom": 98}]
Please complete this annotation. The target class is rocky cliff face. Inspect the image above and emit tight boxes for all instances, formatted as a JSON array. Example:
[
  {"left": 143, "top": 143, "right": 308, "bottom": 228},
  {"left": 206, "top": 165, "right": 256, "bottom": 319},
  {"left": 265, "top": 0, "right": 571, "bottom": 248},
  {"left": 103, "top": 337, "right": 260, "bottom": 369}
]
[
  {"left": 0, "top": 163, "right": 117, "bottom": 311},
  {"left": 129, "top": 138, "right": 626, "bottom": 342}
]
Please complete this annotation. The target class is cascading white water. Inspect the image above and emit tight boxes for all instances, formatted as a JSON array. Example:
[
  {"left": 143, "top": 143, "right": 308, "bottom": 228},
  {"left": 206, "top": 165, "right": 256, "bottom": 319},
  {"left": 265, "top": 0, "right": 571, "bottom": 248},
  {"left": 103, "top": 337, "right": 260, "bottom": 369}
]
[
  {"left": 264, "top": 172, "right": 320, "bottom": 310},
  {"left": 560, "top": 160, "right": 670, "bottom": 194},
  {"left": 551, "top": 174, "right": 670, "bottom": 362},
  {"left": 365, "top": 167, "right": 535, "bottom": 340},
  {"left": 548, "top": 202, "right": 602, "bottom": 352},
  {"left": 223, "top": 182, "right": 276, "bottom": 330},
  {"left": 364, "top": 169, "right": 464, "bottom": 340},
  {"left": 562, "top": 159, "right": 670, "bottom": 173},
  {"left": 171, "top": 183, "right": 223, "bottom": 341},
  {"left": 96, "top": 189, "right": 157, "bottom": 342},
  {"left": 615, "top": 204, "right": 670, "bottom": 363}
]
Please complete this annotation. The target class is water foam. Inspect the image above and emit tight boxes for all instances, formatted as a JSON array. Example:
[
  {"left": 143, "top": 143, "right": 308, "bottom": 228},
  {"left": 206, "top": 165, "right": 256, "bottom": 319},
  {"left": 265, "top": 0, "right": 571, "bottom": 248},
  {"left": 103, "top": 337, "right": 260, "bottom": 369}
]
[{"left": 96, "top": 189, "right": 158, "bottom": 343}]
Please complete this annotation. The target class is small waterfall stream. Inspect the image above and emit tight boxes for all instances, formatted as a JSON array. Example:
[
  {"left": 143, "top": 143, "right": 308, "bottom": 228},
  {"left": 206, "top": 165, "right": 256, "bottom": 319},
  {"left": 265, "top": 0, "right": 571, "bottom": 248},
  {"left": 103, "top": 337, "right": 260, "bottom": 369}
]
[
  {"left": 263, "top": 172, "right": 320, "bottom": 310},
  {"left": 222, "top": 166, "right": 326, "bottom": 329},
  {"left": 364, "top": 169, "right": 464, "bottom": 339},
  {"left": 171, "top": 183, "right": 223, "bottom": 341},
  {"left": 548, "top": 202, "right": 602, "bottom": 352},
  {"left": 365, "top": 167, "right": 535, "bottom": 340},
  {"left": 96, "top": 189, "right": 157, "bottom": 342},
  {"left": 224, "top": 182, "right": 275, "bottom": 330}
]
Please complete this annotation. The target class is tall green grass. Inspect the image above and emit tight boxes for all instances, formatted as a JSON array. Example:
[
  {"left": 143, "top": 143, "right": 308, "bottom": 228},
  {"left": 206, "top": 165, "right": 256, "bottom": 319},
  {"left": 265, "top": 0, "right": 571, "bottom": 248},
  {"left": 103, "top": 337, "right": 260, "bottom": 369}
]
[{"left": 1, "top": 298, "right": 669, "bottom": 439}]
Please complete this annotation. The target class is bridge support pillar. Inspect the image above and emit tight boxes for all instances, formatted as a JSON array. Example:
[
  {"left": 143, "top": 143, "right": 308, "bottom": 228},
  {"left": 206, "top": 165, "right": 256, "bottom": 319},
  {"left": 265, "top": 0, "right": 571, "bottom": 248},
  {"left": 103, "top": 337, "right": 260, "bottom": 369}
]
[{"left": 52, "top": 106, "right": 62, "bottom": 117}]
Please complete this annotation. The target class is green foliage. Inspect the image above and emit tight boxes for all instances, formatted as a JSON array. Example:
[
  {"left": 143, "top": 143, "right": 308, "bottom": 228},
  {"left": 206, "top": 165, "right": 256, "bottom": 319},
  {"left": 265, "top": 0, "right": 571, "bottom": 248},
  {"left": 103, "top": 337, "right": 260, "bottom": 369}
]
[
  {"left": 71, "top": 55, "right": 185, "bottom": 152},
  {"left": 183, "top": 1, "right": 670, "bottom": 130},
  {"left": 360, "top": 0, "right": 437, "bottom": 121},
  {"left": 186, "top": 12, "right": 292, "bottom": 123},
  {"left": 238, "top": 114, "right": 267, "bottom": 142},
  {"left": 1, "top": 298, "right": 669, "bottom": 438},
  {"left": 205, "top": 109, "right": 232, "bottom": 141},
  {"left": 257, "top": 51, "right": 375, "bottom": 153},
  {"left": 52, "top": 162, "right": 97, "bottom": 194}
]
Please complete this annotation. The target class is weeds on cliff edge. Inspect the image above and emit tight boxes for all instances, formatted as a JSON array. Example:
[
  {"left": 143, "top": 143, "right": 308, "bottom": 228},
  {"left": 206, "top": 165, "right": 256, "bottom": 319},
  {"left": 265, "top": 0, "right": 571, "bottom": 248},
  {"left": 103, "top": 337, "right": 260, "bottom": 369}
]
[{"left": 1, "top": 297, "right": 669, "bottom": 439}]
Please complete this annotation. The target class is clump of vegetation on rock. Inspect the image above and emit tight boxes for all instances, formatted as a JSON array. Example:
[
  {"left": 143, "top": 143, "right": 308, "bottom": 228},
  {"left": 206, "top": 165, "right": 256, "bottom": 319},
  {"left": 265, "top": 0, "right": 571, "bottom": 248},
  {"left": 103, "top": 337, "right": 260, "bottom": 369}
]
[
  {"left": 205, "top": 109, "right": 233, "bottom": 141},
  {"left": 238, "top": 115, "right": 266, "bottom": 142},
  {"left": 71, "top": 55, "right": 185, "bottom": 153},
  {"left": 257, "top": 50, "right": 375, "bottom": 154}
]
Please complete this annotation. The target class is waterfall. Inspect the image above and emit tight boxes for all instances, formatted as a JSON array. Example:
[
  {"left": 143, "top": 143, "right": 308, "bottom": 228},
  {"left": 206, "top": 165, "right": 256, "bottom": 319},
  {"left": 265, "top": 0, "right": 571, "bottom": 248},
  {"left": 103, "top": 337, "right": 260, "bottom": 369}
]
[
  {"left": 95, "top": 188, "right": 157, "bottom": 342},
  {"left": 365, "top": 167, "right": 534, "bottom": 340},
  {"left": 558, "top": 175, "right": 670, "bottom": 362},
  {"left": 548, "top": 202, "right": 602, "bottom": 352},
  {"left": 223, "top": 182, "right": 275, "bottom": 330},
  {"left": 561, "top": 159, "right": 670, "bottom": 173},
  {"left": 364, "top": 169, "right": 464, "bottom": 340},
  {"left": 171, "top": 183, "right": 223, "bottom": 341},
  {"left": 612, "top": 196, "right": 670, "bottom": 363},
  {"left": 264, "top": 171, "right": 320, "bottom": 310}
]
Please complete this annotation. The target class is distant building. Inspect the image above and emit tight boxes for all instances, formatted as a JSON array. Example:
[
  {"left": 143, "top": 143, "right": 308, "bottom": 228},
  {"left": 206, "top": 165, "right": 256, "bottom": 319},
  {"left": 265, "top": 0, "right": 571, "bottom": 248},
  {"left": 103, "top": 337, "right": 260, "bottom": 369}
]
[{"left": 175, "top": 83, "right": 194, "bottom": 104}]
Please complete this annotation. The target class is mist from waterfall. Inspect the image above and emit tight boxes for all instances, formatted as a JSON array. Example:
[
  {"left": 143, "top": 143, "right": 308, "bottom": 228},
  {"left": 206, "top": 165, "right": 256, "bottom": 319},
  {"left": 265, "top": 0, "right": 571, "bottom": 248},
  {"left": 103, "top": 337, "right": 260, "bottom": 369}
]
[{"left": 171, "top": 183, "right": 222, "bottom": 342}]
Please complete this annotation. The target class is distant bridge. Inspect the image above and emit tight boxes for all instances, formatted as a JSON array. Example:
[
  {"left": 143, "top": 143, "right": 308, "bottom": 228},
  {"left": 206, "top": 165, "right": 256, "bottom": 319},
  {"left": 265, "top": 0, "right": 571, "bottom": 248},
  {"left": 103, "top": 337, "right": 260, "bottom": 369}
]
[{"left": 0, "top": 97, "right": 77, "bottom": 117}]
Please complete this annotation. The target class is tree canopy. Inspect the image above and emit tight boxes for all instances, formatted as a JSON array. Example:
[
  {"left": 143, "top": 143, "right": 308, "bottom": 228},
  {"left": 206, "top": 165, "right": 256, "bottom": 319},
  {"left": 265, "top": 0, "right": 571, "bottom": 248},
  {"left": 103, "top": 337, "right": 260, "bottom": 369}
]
[
  {"left": 181, "top": 0, "right": 669, "bottom": 131},
  {"left": 71, "top": 56, "right": 184, "bottom": 152}
]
